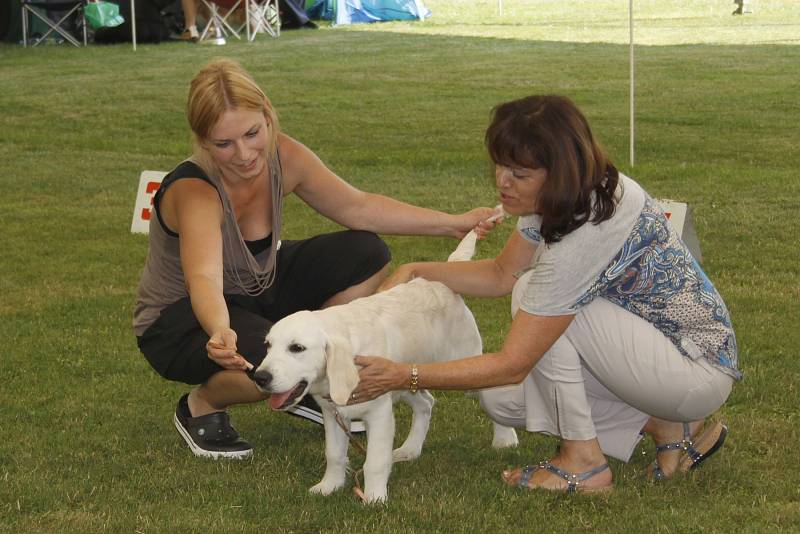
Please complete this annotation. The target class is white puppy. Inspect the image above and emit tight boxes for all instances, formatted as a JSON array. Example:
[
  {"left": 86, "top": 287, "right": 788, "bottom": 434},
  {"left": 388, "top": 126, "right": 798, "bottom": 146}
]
[{"left": 251, "top": 277, "right": 518, "bottom": 503}]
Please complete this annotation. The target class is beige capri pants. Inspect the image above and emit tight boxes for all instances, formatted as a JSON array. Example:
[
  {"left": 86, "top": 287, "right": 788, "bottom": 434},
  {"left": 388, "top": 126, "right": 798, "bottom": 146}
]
[{"left": 479, "top": 273, "right": 734, "bottom": 462}]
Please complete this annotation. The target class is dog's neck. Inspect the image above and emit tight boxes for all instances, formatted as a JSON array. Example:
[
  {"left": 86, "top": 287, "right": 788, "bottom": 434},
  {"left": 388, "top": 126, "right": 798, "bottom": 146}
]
[{"left": 309, "top": 377, "right": 330, "bottom": 398}]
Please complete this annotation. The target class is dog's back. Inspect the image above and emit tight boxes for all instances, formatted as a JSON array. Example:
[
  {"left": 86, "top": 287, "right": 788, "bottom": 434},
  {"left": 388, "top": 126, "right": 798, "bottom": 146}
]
[{"left": 316, "top": 278, "right": 482, "bottom": 365}]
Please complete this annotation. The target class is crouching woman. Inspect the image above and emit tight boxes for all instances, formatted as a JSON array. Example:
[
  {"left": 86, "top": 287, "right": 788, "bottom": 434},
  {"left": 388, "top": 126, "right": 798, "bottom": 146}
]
[{"left": 350, "top": 95, "right": 740, "bottom": 492}]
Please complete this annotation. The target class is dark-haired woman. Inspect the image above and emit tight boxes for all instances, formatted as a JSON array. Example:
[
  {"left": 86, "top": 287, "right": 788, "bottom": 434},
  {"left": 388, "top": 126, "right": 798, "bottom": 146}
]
[{"left": 349, "top": 95, "right": 740, "bottom": 493}]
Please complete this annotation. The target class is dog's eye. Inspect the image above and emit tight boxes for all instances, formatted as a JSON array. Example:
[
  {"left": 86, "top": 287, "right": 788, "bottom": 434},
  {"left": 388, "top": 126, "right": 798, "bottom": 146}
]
[
  {"left": 288, "top": 343, "right": 306, "bottom": 353},
  {"left": 265, "top": 341, "right": 271, "bottom": 352}
]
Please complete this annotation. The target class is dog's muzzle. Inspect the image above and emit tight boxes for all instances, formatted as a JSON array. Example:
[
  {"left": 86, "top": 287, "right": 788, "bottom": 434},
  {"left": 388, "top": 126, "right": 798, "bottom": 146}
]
[
  {"left": 248, "top": 368, "right": 272, "bottom": 391},
  {"left": 248, "top": 370, "right": 309, "bottom": 410}
]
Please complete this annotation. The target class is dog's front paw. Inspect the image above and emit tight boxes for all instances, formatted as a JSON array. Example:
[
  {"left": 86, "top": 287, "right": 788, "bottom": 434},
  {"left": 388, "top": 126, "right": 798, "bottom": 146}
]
[
  {"left": 392, "top": 446, "right": 422, "bottom": 463},
  {"left": 491, "top": 424, "right": 519, "bottom": 449},
  {"left": 309, "top": 478, "right": 345, "bottom": 496}
]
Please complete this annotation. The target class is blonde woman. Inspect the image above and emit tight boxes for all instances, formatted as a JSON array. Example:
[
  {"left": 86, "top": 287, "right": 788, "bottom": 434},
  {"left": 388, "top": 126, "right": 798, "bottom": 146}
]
[{"left": 133, "top": 58, "right": 498, "bottom": 459}]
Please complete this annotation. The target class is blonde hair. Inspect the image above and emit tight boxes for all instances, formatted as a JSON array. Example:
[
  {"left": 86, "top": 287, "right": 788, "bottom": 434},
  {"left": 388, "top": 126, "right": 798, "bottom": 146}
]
[{"left": 186, "top": 58, "right": 281, "bottom": 171}]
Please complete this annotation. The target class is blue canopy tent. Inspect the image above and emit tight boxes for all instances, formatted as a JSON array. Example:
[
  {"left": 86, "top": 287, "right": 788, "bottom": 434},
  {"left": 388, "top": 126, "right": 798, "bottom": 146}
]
[{"left": 306, "top": 0, "right": 430, "bottom": 26}]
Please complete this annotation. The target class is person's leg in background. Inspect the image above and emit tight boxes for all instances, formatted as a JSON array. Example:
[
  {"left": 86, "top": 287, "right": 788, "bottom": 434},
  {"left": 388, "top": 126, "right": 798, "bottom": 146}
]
[{"left": 179, "top": 0, "right": 199, "bottom": 40}]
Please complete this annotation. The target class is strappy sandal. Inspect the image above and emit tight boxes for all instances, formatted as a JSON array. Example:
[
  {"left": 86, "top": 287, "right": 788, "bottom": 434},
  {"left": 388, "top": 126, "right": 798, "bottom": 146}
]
[
  {"left": 651, "top": 421, "right": 728, "bottom": 480},
  {"left": 515, "top": 460, "right": 611, "bottom": 493}
]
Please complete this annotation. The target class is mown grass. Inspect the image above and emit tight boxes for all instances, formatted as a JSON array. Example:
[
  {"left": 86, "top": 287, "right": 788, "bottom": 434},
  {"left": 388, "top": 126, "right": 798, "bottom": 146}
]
[
  {"left": 0, "top": 1, "right": 798, "bottom": 532},
  {"left": 348, "top": 0, "right": 800, "bottom": 45}
]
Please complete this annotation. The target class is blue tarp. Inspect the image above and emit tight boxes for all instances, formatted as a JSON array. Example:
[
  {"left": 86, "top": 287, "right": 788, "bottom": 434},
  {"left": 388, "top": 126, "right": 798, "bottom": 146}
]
[{"left": 306, "top": 0, "right": 430, "bottom": 26}]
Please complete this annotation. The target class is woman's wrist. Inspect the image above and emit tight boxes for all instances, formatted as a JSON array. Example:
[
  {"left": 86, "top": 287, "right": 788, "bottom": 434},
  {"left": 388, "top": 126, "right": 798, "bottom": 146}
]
[
  {"left": 445, "top": 213, "right": 467, "bottom": 238},
  {"left": 394, "top": 362, "right": 414, "bottom": 391},
  {"left": 409, "top": 364, "right": 419, "bottom": 393},
  {"left": 403, "top": 263, "right": 421, "bottom": 280},
  {"left": 447, "top": 208, "right": 494, "bottom": 239},
  {"left": 398, "top": 362, "right": 420, "bottom": 393}
]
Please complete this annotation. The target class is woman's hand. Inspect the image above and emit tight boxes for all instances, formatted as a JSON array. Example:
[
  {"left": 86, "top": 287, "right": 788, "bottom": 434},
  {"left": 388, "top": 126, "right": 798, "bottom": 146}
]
[
  {"left": 206, "top": 328, "right": 252, "bottom": 371},
  {"left": 453, "top": 207, "right": 505, "bottom": 239},
  {"left": 347, "top": 355, "right": 407, "bottom": 404}
]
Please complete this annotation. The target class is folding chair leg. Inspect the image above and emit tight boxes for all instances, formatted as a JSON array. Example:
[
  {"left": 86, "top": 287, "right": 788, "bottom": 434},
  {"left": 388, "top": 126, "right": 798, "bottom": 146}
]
[
  {"left": 218, "top": 3, "right": 243, "bottom": 40},
  {"left": 245, "top": 2, "right": 250, "bottom": 41},
  {"left": 22, "top": 5, "right": 28, "bottom": 46},
  {"left": 45, "top": 10, "right": 83, "bottom": 46},
  {"left": 199, "top": 1, "right": 227, "bottom": 44},
  {"left": 199, "top": 18, "right": 226, "bottom": 45},
  {"left": 22, "top": 3, "right": 86, "bottom": 47},
  {"left": 242, "top": 0, "right": 279, "bottom": 41}
]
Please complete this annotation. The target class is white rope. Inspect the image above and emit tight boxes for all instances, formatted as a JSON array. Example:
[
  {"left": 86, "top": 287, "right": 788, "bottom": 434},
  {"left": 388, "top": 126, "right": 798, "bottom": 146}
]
[{"left": 447, "top": 205, "right": 505, "bottom": 262}]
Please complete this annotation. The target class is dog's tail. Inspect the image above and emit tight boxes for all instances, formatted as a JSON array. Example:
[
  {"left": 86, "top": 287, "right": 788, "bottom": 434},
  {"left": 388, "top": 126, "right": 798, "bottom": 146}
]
[{"left": 447, "top": 205, "right": 506, "bottom": 262}]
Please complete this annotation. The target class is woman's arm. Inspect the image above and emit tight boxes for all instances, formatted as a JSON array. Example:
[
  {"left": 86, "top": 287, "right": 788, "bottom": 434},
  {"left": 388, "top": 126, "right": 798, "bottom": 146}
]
[
  {"left": 351, "top": 311, "right": 575, "bottom": 400},
  {"left": 160, "top": 178, "right": 250, "bottom": 370},
  {"left": 279, "top": 135, "right": 498, "bottom": 238},
  {"left": 380, "top": 230, "right": 536, "bottom": 298}
]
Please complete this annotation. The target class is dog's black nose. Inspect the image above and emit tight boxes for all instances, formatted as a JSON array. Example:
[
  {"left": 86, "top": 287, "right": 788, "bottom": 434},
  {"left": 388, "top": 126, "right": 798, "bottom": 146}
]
[{"left": 250, "top": 369, "right": 272, "bottom": 389}]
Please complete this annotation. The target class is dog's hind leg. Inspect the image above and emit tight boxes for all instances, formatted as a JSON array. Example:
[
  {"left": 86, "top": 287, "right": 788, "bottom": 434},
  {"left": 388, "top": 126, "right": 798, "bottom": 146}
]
[
  {"left": 491, "top": 423, "right": 519, "bottom": 449},
  {"left": 392, "top": 390, "right": 434, "bottom": 463},
  {"left": 310, "top": 405, "right": 350, "bottom": 496}
]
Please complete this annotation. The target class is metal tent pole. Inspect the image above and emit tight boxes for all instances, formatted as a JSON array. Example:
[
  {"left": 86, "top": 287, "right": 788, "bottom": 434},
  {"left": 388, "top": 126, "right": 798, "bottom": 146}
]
[
  {"left": 131, "top": 0, "right": 137, "bottom": 50},
  {"left": 629, "top": 0, "right": 635, "bottom": 166}
]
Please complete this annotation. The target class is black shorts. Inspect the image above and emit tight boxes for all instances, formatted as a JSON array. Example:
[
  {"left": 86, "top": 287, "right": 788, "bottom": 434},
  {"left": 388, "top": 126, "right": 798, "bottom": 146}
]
[{"left": 137, "top": 230, "right": 390, "bottom": 385}]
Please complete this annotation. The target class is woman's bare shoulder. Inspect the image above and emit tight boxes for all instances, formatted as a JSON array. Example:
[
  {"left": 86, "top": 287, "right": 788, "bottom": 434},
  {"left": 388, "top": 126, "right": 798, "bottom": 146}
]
[
  {"left": 277, "top": 132, "right": 313, "bottom": 163},
  {"left": 276, "top": 133, "right": 321, "bottom": 191},
  {"left": 160, "top": 177, "right": 220, "bottom": 230}
]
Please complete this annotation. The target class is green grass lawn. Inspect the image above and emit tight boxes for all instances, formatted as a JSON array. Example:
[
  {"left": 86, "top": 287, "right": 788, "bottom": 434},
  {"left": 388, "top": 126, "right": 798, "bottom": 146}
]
[{"left": 1, "top": 1, "right": 798, "bottom": 532}]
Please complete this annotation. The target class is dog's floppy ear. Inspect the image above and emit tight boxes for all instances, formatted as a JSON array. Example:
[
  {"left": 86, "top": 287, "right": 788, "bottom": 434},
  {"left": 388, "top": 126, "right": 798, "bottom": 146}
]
[{"left": 325, "top": 335, "right": 359, "bottom": 405}]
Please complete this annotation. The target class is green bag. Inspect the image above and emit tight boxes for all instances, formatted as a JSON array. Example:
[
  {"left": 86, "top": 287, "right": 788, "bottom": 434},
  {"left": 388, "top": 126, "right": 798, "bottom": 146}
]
[{"left": 84, "top": 1, "right": 125, "bottom": 30}]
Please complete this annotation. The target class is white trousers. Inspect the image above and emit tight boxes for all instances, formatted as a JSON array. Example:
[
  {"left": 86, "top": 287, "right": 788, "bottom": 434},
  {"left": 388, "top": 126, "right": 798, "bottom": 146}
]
[{"left": 479, "top": 274, "right": 734, "bottom": 462}]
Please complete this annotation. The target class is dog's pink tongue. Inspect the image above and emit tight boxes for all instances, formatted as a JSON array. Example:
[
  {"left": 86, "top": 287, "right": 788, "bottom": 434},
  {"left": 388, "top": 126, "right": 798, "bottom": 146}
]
[{"left": 268, "top": 390, "right": 293, "bottom": 410}]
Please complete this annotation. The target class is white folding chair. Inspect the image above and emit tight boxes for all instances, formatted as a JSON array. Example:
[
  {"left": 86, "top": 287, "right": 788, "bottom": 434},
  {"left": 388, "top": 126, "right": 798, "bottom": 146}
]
[
  {"left": 21, "top": 0, "right": 88, "bottom": 47},
  {"left": 198, "top": 0, "right": 243, "bottom": 45},
  {"left": 242, "top": 0, "right": 279, "bottom": 41}
]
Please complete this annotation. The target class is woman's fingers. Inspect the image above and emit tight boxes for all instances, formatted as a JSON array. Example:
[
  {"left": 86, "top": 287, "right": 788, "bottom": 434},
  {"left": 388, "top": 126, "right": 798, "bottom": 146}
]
[
  {"left": 348, "top": 356, "right": 404, "bottom": 404},
  {"left": 206, "top": 340, "right": 250, "bottom": 370},
  {"left": 474, "top": 209, "right": 505, "bottom": 239},
  {"left": 214, "top": 355, "right": 250, "bottom": 371}
]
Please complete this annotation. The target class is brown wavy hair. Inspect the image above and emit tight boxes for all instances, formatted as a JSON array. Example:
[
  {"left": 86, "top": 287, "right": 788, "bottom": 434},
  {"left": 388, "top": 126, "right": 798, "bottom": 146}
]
[{"left": 485, "top": 95, "right": 619, "bottom": 243}]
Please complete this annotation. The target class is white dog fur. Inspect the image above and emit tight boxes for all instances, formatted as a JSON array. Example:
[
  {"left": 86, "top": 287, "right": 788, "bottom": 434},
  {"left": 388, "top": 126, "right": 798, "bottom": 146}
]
[{"left": 251, "top": 277, "right": 518, "bottom": 503}]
